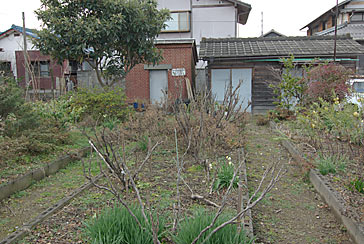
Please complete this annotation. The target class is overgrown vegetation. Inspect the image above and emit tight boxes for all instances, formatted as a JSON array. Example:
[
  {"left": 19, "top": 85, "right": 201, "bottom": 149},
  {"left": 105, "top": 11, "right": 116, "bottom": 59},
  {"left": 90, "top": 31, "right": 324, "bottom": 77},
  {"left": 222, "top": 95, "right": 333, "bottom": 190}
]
[
  {"left": 0, "top": 77, "right": 73, "bottom": 166},
  {"left": 269, "top": 57, "right": 363, "bottom": 225}
]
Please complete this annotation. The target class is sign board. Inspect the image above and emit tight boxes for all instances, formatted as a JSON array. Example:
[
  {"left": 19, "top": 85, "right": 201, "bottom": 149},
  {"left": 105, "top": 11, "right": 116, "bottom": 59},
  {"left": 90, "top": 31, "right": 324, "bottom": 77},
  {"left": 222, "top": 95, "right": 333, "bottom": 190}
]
[{"left": 172, "top": 68, "right": 186, "bottom": 77}]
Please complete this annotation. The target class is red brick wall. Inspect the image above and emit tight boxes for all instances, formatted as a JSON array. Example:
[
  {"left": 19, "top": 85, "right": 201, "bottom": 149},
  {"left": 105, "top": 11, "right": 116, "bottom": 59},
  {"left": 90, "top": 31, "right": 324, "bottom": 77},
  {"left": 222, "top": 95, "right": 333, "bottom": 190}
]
[
  {"left": 15, "top": 50, "right": 63, "bottom": 90},
  {"left": 125, "top": 43, "right": 196, "bottom": 103}
]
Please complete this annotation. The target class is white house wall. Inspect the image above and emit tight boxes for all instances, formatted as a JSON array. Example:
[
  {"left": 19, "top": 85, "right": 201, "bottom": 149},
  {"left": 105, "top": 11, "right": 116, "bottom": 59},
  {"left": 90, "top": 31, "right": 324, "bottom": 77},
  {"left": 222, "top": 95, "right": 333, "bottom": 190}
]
[
  {"left": 157, "top": 0, "right": 191, "bottom": 11},
  {"left": 192, "top": 6, "right": 236, "bottom": 46},
  {"left": 0, "top": 32, "right": 36, "bottom": 78}
]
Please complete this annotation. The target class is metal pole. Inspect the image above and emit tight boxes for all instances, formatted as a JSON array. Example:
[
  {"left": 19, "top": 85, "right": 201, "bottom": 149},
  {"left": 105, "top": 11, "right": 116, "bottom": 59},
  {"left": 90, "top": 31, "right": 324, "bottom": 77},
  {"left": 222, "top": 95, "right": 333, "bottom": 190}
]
[
  {"left": 22, "top": 12, "right": 30, "bottom": 86},
  {"left": 333, "top": 0, "right": 339, "bottom": 62}
]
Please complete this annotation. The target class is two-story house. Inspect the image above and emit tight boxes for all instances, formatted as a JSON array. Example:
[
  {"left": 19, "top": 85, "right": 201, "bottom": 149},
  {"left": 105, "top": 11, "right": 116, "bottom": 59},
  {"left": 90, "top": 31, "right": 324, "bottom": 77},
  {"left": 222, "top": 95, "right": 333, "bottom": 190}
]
[
  {"left": 0, "top": 25, "right": 66, "bottom": 97},
  {"left": 301, "top": 0, "right": 364, "bottom": 74},
  {"left": 301, "top": 0, "right": 364, "bottom": 43},
  {"left": 157, "top": 0, "right": 251, "bottom": 90}
]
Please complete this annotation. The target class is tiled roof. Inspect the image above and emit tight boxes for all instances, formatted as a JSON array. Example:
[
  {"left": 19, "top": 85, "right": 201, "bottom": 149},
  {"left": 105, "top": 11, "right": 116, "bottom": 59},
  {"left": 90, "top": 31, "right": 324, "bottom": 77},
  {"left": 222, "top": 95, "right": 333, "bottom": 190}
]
[
  {"left": 199, "top": 35, "right": 364, "bottom": 59},
  {"left": 315, "top": 22, "right": 364, "bottom": 41}
]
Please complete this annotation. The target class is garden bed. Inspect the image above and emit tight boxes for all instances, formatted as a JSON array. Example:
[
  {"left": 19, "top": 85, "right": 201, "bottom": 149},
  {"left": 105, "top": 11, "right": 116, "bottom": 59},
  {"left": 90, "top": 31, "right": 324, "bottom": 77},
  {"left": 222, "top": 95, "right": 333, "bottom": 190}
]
[{"left": 273, "top": 120, "right": 364, "bottom": 243}]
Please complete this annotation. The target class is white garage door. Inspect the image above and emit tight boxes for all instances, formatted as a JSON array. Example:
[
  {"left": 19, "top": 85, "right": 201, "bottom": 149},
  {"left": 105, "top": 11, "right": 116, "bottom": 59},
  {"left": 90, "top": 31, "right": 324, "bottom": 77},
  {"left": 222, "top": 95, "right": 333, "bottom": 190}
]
[{"left": 211, "top": 68, "right": 252, "bottom": 112}]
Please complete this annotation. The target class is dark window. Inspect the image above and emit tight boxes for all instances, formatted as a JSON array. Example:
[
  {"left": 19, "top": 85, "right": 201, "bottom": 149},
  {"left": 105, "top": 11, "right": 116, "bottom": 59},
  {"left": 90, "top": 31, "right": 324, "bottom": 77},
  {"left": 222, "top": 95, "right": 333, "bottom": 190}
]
[
  {"left": 31, "top": 61, "right": 50, "bottom": 77},
  {"left": 14, "top": 33, "right": 20, "bottom": 37},
  {"left": 322, "top": 20, "right": 327, "bottom": 30},
  {"left": 162, "top": 11, "right": 190, "bottom": 32},
  {"left": 0, "top": 62, "right": 12, "bottom": 77},
  {"left": 0, "top": 48, "right": 4, "bottom": 52}
]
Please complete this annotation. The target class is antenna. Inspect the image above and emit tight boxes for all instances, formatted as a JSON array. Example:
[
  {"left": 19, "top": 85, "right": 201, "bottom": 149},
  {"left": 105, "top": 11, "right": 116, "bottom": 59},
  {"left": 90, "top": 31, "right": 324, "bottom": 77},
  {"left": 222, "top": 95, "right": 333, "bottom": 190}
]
[{"left": 261, "top": 12, "right": 264, "bottom": 36}]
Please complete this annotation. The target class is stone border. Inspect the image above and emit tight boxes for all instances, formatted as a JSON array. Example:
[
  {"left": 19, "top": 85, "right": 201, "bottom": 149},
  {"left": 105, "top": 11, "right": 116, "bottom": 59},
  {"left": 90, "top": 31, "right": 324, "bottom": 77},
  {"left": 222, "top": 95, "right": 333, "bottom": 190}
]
[
  {"left": 0, "top": 147, "right": 91, "bottom": 201},
  {"left": 269, "top": 121, "right": 364, "bottom": 244},
  {"left": 0, "top": 174, "right": 102, "bottom": 244}
]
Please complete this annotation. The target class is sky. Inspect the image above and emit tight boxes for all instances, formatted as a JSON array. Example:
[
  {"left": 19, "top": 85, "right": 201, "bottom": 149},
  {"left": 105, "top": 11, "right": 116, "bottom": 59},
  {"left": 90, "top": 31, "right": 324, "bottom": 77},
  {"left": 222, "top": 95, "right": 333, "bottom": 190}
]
[{"left": 0, "top": 0, "right": 341, "bottom": 37}]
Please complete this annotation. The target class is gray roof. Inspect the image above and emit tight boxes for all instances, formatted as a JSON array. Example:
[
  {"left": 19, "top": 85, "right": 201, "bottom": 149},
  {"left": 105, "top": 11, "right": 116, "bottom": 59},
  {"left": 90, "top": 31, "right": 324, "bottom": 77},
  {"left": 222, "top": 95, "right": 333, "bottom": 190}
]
[
  {"left": 199, "top": 35, "right": 364, "bottom": 60},
  {"left": 315, "top": 22, "right": 364, "bottom": 41}
]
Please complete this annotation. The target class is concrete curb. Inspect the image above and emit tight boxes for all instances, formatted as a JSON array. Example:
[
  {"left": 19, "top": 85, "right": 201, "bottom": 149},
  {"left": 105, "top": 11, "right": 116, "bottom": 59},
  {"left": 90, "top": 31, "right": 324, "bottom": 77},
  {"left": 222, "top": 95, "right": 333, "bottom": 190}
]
[
  {"left": 269, "top": 121, "right": 364, "bottom": 244},
  {"left": 240, "top": 147, "right": 254, "bottom": 240},
  {"left": 0, "top": 147, "right": 91, "bottom": 202},
  {"left": 0, "top": 174, "right": 102, "bottom": 244}
]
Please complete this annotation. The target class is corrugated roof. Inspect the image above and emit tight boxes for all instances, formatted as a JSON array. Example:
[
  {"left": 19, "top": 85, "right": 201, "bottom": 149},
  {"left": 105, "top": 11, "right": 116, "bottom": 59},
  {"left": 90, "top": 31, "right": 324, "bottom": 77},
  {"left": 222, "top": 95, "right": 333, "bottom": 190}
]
[
  {"left": 199, "top": 35, "right": 364, "bottom": 60},
  {"left": 0, "top": 24, "right": 38, "bottom": 39}
]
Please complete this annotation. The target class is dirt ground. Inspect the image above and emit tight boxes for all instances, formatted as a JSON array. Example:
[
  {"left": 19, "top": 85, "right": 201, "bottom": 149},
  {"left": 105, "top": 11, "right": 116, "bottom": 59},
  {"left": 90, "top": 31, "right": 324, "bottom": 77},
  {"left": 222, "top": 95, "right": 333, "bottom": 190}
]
[
  {"left": 245, "top": 119, "right": 353, "bottom": 244},
  {"left": 0, "top": 116, "right": 356, "bottom": 243}
]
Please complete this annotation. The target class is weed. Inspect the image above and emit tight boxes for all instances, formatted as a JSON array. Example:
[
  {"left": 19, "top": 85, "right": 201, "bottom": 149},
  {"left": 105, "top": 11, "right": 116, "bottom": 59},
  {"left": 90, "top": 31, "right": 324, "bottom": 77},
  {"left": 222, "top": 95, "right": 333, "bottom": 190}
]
[
  {"left": 12, "top": 190, "right": 28, "bottom": 199},
  {"left": 349, "top": 177, "right": 364, "bottom": 194},
  {"left": 84, "top": 205, "right": 166, "bottom": 244},
  {"left": 315, "top": 154, "right": 348, "bottom": 176},
  {"left": 174, "top": 208, "right": 253, "bottom": 244}
]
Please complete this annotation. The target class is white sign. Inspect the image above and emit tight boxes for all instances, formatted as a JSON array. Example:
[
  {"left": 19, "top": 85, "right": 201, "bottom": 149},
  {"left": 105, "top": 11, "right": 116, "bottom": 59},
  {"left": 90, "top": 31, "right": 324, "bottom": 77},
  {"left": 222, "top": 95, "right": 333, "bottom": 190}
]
[{"left": 172, "top": 68, "right": 186, "bottom": 77}]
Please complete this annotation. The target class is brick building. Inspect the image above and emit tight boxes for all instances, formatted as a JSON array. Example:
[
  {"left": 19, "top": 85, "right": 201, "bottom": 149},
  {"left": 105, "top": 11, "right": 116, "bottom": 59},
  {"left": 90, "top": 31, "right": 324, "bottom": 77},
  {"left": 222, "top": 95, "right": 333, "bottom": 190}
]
[
  {"left": 125, "top": 39, "right": 197, "bottom": 103},
  {"left": 15, "top": 50, "right": 64, "bottom": 92}
]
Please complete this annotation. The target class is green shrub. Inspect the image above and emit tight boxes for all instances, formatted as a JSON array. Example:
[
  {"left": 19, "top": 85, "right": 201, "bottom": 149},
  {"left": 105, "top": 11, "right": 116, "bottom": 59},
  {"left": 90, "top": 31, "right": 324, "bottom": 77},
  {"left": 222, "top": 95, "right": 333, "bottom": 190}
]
[
  {"left": 174, "top": 208, "right": 253, "bottom": 244},
  {"left": 84, "top": 205, "right": 165, "bottom": 244},
  {"left": 32, "top": 98, "right": 84, "bottom": 128},
  {"left": 0, "top": 77, "right": 24, "bottom": 120},
  {"left": 0, "top": 78, "right": 40, "bottom": 137},
  {"left": 67, "top": 87, "right": 130, "bottom": 122}
]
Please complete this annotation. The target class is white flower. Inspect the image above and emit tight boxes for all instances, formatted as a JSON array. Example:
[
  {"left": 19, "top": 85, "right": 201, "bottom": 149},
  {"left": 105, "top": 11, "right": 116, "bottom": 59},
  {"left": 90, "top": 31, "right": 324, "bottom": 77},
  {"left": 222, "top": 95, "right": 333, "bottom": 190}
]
[
  {"left": 209, "top": 163, "right": 213, "bottom": 169},
  {"left": 228, "top": 161, "right": 232, "bottom": 165}
]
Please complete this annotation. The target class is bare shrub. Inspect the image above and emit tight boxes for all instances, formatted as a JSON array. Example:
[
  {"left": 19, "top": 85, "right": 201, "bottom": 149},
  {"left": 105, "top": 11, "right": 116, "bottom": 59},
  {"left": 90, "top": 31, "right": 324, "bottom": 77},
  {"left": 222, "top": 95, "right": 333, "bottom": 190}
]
[{"left": 174, "top": 80, "right": 249, "bottom": 164}]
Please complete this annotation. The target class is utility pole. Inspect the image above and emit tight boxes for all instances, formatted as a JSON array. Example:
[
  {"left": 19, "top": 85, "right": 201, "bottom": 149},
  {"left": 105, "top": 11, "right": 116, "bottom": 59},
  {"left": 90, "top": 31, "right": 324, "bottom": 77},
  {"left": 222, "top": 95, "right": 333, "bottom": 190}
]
[
  {"left": 333, "top": 0, "right": 339, "bottom": 62},
  {"left": 22, "top": 12, "right": 30, "bottom": 87}
]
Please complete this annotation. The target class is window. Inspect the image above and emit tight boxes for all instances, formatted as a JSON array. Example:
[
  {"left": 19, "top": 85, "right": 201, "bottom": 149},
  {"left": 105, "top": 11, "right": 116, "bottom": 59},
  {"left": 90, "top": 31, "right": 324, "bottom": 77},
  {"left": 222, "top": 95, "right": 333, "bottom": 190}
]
[
  {"left": 0, "top": 48, "right": 4, "bottom": 52},
  {"left": 31, "top": 61, "right": 50, "bottom": 77},
  {"left": 351, "top": 12, "right": 364, "bottom": 22},
  {"left": 163, "top": 11, "right": 190, "bottom": 32},
  {"left": 0, "top": 61, "right": 12, "bottom": 77}
]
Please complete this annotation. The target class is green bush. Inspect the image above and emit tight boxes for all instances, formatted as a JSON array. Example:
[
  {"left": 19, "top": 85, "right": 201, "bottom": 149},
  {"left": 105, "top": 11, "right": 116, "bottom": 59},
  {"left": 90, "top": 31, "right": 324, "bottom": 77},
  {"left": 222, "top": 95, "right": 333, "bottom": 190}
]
[
  {"left": 0, "top": 77, "right": 24, "bottom": 120},
  {"left": 67, "top": 87, "right": 130, "bottom": 122},
  {"left": 84, "top": 205, "right": 166, "bottom": 244},
  {"left": 174, "top": 208, "right": 253, "bottom": 244},
  {"left": 32, "top": 98, "right": 83, "bottom": 128},
  {"left": 0, "top": 78, "right": 39, "bottom": 137}
]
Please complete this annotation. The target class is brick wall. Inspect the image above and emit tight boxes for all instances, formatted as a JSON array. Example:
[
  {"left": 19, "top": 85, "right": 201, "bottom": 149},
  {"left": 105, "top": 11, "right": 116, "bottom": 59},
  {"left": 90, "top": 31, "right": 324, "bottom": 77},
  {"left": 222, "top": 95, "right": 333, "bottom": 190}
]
[
  {"left": 125, "top": 43, "right": 196, "bottom": 103},
  {"left": 15, "top": 50, "right": 63, "bottom": 90}
]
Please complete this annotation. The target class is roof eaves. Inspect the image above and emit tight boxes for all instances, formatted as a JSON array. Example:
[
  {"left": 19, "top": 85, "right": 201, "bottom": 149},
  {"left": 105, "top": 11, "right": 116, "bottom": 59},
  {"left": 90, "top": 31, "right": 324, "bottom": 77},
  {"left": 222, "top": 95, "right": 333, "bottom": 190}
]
[{"left": 300, "top": 0, "right": 351, "bottom": 30}]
